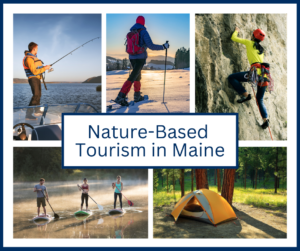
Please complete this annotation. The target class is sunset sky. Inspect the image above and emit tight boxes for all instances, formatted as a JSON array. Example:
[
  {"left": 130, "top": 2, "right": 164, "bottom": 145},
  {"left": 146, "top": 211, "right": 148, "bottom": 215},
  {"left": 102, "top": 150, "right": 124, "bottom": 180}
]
[{"left": 107, "top": 14, "right": 190, "bottom": 60}]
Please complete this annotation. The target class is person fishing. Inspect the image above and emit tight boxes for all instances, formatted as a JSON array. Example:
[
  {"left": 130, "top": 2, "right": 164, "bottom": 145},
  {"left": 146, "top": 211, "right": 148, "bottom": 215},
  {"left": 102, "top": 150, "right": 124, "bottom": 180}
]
[
  {"left": 112, "top": 175, "right": 123, "bottom": 209},
  {"left": 78, "top": 178, "right": 89, "bottom": 211},
  {"left": 23, "top": 42, "right": 51, "bottom": 120},
  {"left": 33, "top": 178, "right": 49, "bottom": 216},
  {"left": 228, "top": 27, "right": 270, "bottom": 129},
  {"left": 114, "top": 15, "right": 170, "bottom": 105}
]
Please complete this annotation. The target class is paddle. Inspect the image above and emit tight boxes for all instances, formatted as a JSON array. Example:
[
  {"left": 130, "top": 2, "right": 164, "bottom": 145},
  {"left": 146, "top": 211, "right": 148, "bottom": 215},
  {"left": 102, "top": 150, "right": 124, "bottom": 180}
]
[
  {"left": 115, "top": 187, "right": 134, "bottom": 206},
  {"left": 77, "top": 184, "right": 103, "bottom": 210},
  {"left": 42, "top": 190, "right": 59, "bottom": 219}
]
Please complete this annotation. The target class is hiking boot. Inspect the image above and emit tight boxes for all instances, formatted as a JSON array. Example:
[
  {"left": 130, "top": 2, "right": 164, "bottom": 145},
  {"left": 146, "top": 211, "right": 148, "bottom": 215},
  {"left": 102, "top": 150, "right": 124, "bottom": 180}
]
[
  {"left": 114, "top": 92, "right": 129, "bottom": 106},
  {"left": 25, "top": 114, "right": 38, "bottom": 120},
  {"left": 261, "top": 119, "right": 270, "bottom": 130},
  {"left": 237, "top": 94, "right": 251, "bottom": 103},
  {"left": 134, "top": 91, "right": 144, "bottom": 102}
]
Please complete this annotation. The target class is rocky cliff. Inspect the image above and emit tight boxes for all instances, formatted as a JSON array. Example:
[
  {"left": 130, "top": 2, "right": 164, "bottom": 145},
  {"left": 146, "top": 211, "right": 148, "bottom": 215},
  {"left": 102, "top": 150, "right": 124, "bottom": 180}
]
[{"left": 195, "top": 14, "right": 287, "bottom": 140}]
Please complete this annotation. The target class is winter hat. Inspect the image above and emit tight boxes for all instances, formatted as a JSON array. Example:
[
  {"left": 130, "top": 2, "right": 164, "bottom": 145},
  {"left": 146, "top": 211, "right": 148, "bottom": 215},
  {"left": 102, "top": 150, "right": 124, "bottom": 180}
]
[{"left": 136, "top": 16, "right": 145, "bottom": 26}]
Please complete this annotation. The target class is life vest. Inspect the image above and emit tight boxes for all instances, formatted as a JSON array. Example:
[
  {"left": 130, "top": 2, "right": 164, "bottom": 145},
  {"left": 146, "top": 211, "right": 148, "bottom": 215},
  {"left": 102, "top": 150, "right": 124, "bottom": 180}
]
[
  {"left": 248, "top": 62, "right": 274, "bottom": 93},
  {"left": 125, "top": 29, "right": 145, "bottom": 55},
  {"left": 22, "top": 53, "right": 44, "bottom": 78}
]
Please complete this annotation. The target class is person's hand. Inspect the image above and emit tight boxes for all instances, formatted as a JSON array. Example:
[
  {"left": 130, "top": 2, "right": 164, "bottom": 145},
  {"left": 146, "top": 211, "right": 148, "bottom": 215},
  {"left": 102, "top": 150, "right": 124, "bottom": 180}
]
[
  {"left": 44, "top": 65, "right": 51, "bottom": 70},
  {"left": 163, "top": 42, "right": 169, "bottom": 49},
  {"left": 46, "top": 197, "right": 49, "bottom": 201},
  {"left": 235, "top": 27, "right": 240, "bottom": 32}
]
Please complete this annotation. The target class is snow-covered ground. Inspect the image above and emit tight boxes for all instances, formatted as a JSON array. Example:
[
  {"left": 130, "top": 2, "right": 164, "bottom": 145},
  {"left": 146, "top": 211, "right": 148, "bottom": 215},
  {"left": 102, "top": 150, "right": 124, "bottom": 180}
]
[{"left": 106, "top": 69, "right": 190, "bottom": 113}]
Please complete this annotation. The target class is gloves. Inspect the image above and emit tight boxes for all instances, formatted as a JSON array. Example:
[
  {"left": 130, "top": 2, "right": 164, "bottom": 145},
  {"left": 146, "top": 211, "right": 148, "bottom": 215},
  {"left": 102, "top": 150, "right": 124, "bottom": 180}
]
[{"left": 163, "top": 42, "right": 169, "bottom": 49}]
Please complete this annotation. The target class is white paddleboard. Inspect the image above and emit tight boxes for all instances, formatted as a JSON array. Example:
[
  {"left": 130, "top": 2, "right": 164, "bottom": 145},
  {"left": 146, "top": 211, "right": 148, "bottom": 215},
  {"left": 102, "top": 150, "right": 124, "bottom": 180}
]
[
  {"left": 109, "top": 208, "right": 126, "bottom": 215},
  {"left": 32, "top": 214, "right": 52, "bottom": 222}
]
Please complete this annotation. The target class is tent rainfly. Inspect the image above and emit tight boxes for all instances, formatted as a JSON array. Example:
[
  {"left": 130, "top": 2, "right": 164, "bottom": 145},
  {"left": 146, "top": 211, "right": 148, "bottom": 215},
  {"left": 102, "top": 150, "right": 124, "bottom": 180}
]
[{"left": 171, "top": 189, "right": 237, "bottom": 225}]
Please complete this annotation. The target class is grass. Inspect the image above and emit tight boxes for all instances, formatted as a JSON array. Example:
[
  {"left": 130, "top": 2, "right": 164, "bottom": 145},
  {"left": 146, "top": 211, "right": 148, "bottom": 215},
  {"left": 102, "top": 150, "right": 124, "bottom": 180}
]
[{"left": 154, "top": 177, "right": 287, "bottom": 209}]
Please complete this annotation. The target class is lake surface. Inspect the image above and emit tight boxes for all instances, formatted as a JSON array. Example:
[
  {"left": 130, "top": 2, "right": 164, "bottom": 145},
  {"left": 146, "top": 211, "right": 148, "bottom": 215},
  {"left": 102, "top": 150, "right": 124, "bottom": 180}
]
[
  {"left": 13, "top": 181, "right": 148, "bottom": 238},
  {"left": 14, "top": 83, "right": 102, "bottom": 112}
]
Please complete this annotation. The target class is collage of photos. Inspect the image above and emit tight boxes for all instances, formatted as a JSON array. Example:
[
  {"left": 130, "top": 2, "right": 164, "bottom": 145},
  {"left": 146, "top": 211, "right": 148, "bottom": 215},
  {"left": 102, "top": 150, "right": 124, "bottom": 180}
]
[{"left": 8, "top": 9, "right": 291, "bottom": 245}]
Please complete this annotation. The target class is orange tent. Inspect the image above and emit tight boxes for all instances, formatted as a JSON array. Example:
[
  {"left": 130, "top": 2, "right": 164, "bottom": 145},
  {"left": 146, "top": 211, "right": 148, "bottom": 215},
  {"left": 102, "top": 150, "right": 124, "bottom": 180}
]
[{"left": 171, "top": 189, "right": 237, "bottom": 225}]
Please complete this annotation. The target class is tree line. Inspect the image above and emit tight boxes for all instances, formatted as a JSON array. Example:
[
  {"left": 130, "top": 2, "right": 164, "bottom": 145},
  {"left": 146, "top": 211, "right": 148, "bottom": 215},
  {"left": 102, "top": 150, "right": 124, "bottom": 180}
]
[
  {"left": 154, "top": 147, "right": 287, "bottom": 205},
  {"left": 174, "top": 47, "right": 190, "bottom": 69},
  {"left": 13, "top": 148, "right": 148, "bottom": 181}
]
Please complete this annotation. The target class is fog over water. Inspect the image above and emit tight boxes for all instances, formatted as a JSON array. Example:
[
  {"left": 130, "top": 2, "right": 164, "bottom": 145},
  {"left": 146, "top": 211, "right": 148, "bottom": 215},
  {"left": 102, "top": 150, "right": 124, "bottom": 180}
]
[{"left": 14, "top": 180, "right": 148, "bottom": 238}]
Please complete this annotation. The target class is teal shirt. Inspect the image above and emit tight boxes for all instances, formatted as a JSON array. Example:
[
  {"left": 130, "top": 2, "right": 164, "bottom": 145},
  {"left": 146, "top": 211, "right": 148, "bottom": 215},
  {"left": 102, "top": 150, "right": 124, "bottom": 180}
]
[{"left": 115, "top": 182, "right": 122, "bottom": 193}]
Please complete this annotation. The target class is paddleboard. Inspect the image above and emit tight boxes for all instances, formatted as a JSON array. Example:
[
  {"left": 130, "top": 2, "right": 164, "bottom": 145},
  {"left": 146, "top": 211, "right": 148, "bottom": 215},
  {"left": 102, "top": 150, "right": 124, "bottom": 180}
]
[
  {"left": 74, "top": 210, "right": 91, "bottom": 216},
  {"left": 109, "top": 208, "right": 126, "bottom": 215},
  {"left": 32, "top": 214, "right": 52, "bottom": 222}
]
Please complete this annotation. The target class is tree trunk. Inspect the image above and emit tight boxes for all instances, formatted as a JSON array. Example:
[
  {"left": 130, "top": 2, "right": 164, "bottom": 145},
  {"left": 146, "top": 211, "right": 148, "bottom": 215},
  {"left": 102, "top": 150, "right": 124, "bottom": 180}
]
[
  {"left": 254, "top": 167, "right": 258, "bottom": 189},
  {"left": 214, "top": 169, "right": 217, "bottom": 185},
  {"left": 244, "top": 164, "right": 247, "bottom": 189},
  {"left": 180, "top": 169, "right": 185, "bottom": 197},
  {"left": 191, "top": 170, "right": 194, "bottom": 191},
  {"left": 166, "top": 173, "right": 169, "bottom": 193},
  {"left": 196, "top": 169, "right": 209, "bottom": 189},
  {"left": 275, "top": 148, "right": 278, "bottom": 193},
  {"left": 217, "top": 169, "right": 221, "bottom": 192},
  {"left": 221, "top": 169, "right": 236, "bottom": 205}
]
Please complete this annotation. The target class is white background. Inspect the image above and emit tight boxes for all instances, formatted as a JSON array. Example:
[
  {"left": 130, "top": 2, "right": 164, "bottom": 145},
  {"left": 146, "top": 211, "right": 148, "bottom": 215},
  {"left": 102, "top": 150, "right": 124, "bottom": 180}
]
[
  {"left": 63, "top": 114, "right": 237, "bottom": 167},
  {"left": 4, "top": 3, "right": 296, "bottom": 248}
]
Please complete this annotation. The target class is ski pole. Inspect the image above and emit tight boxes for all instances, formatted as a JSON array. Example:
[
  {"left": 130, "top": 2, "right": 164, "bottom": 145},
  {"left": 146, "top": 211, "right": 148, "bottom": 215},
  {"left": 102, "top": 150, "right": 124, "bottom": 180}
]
[{"left": 163, "top": 40, "right": 169, "bottom": 103}]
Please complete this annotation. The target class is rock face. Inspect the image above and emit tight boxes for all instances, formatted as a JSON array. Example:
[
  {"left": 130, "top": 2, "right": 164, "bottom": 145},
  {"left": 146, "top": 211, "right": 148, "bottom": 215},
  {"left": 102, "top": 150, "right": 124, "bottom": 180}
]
[{"left": 195, "top": 14, "right": 287, "bottom": 140}]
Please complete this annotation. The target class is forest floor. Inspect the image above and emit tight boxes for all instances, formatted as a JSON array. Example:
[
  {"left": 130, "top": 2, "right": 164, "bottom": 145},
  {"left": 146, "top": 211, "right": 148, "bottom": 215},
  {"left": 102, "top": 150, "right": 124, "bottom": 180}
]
[{"left": 153, "top": 202, "right": 287, "bottom": 238}]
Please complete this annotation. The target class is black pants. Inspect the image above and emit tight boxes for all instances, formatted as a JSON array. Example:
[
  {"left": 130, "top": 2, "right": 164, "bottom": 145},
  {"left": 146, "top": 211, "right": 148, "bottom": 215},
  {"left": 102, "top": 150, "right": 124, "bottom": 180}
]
[
  {"left": 81, "top": 193, "right": 89, "bottom": 207},
  {"left": 128, "top": 59, "right": 146, "bottom": 82},
  {"left": 114, "top": 192, "right": 122, "bottom": 209},
  {"left": 27, "top": 77, "right": 42, "bottom": 115}
]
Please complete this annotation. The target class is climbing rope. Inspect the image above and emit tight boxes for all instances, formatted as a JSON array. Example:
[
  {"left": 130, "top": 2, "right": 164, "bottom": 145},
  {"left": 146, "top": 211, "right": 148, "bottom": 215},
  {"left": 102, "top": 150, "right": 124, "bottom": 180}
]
[{"left": 251, "top": 86, "right": 273, "bottom": 141}]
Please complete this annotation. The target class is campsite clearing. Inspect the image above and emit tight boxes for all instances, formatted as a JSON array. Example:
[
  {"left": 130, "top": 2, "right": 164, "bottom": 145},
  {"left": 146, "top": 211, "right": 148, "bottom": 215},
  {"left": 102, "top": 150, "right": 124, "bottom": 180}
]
[{"left": 153, "top": 202, "right": 287, "bottom": 238}]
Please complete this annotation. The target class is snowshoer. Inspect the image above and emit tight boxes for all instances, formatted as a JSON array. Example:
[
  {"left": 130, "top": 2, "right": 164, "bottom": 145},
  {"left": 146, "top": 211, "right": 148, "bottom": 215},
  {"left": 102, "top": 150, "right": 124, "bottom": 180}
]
[
  {"left": 22, "top": 42, "right": 51, "bottom": 120},
  {"left": 78, "top": 178, "right": 89, "bottom": 211},
  {"left": 228, "top": 27, "right": 270, "bottom": 130},
  {"left": 112, "top": 175, "right": 123, "bottom": 209},
  {"left": 114, "top": 16, "right": 170, "bottom": 105},
  {"left": 33, "top": 178, "right": 49, "bottom": 216}
]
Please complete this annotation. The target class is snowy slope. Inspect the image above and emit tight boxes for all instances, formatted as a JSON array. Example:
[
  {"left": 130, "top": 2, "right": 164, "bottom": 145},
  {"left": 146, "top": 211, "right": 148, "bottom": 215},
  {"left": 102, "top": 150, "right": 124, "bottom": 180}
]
[{"left": 106, "top": 69, "right": 190, "bottom": 113}]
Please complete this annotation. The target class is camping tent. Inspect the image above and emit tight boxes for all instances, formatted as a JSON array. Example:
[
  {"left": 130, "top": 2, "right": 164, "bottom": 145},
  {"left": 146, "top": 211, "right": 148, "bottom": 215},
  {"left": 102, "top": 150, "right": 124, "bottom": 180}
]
[{"left": 171, "top": 189, "right": 237, "bottom": 225}]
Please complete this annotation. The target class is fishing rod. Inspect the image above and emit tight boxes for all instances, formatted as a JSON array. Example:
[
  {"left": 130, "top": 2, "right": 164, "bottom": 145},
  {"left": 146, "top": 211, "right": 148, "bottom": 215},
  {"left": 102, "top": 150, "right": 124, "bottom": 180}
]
[{"left": 48, "top": 37, "right": 100, "bottom": 73}]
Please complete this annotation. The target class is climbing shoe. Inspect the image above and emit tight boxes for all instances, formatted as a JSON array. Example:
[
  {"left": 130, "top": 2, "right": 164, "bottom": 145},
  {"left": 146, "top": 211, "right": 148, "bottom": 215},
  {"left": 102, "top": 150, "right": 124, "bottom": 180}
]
[
  {"left": 25, "top": 114, "right": 38, "bottom": 120},
  {"left": 237, "top": 94, "right": 251, "bottom": 103},
  {"left": 134, "top": 91, "right": 144, "bottom": 102},
  {"left": 113, "top": 92, "right": 129, "bottom": 106},
  {"left": 261, "top": 119, "right": 270, "bottom": 130}
]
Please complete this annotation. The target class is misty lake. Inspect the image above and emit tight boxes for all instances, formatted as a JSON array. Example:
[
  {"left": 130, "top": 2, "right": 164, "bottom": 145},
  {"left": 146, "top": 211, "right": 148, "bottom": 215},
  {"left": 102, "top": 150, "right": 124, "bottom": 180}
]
[{"left": 13, "top": 180, "right": 148, "bottom": 238}]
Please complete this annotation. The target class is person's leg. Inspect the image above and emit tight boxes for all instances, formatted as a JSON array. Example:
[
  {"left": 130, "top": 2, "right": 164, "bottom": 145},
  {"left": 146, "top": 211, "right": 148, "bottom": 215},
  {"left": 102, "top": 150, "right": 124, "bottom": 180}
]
[
  {"left": 119, "top": 193, "right": 123, "bottom": 209},
  {"left": 132, "top": 59, "right": 146, "bottom": 101},
  {"left": 85, "top": 194, "right": 89, "bottom": 211},
  {"left": 81, "top": 194, "right": 84, "bottom": 211},
  {"left": 42, "top": 198, "right": 46, "bottom": 215},
  {"left": 27, "top": 78, "right": 41, "bottom": 118},
  {"left": 37, "top": 198, "right": 41, "bottom": 216},
  {"left": 256, "top": 85, "right": 269, "bottom": 129},
  {"left": 114, "top": 192, "right": 117, "bottom": 209},
  {"left": 28, "top": 78, "right": 42, "bottom": 106},
  {"left": 228, "top": 72, "right": 251, "bottom": 103}
]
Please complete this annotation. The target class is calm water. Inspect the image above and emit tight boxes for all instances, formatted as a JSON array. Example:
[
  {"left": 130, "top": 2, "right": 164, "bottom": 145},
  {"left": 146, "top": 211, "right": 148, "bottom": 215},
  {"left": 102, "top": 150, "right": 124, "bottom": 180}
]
[
  {"left": 13, "top": 83, "right": 102, "bottom": 112},
  {"left": 13, "top": 181, "right": 148, "bottom": 238}
]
